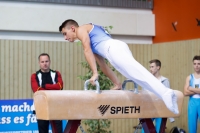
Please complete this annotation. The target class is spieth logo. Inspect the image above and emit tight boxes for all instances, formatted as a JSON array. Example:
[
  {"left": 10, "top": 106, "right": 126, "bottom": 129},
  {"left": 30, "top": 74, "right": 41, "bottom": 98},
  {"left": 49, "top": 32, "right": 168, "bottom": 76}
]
[{"left": 98, "top": 105, "right": 110, "bottom": 116}]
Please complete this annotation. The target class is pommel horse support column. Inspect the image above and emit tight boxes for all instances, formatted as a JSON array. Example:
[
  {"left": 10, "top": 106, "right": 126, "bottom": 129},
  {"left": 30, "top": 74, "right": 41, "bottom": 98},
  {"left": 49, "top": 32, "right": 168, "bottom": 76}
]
[{"left": 34, "top": 80, "right": 184, "bottom": 133}]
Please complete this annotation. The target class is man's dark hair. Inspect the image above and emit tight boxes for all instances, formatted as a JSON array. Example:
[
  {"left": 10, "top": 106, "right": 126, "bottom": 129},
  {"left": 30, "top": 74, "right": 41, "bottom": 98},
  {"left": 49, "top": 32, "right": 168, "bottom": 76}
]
[
  {"left": 149, "top": 59, "right": 161, "bottom": 68},
  {"left": 59, "top": 19, "right": 79, "bottom": 32},
  {"left": 38, "top": 53, "right": 50, "bottom": 61},
  {"left": 193, "top": 55, "right": 200, "bottom": 61}
]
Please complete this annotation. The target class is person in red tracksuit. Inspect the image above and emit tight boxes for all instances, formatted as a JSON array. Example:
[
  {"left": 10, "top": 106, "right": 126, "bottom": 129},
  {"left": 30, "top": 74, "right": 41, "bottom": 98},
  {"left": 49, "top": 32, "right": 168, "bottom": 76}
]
[{"left": 31, "top": 53, "right": 63, "bottom": 133}]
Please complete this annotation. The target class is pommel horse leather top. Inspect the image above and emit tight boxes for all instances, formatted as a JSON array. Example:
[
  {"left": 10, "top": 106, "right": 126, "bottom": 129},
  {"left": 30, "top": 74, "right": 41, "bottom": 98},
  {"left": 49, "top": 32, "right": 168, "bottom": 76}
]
[
  {"left": 34, "top": 80, "right": 184, "bottom": 133},
  {"left": 34, "top": 81, "right": 183, "bottom": 121}
]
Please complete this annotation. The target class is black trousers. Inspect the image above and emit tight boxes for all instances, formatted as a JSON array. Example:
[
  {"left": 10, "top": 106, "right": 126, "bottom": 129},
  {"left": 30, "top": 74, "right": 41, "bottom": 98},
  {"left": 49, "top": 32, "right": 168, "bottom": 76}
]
[{"left": 37, "top": 119, "right": 63, "bottom": 133}]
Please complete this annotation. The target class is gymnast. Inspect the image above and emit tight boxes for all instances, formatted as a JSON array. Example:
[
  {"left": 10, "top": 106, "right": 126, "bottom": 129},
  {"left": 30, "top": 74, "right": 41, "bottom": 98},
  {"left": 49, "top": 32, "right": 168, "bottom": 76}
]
[{"left": 58, "top": 19, "right": 179, "bottom": 114}]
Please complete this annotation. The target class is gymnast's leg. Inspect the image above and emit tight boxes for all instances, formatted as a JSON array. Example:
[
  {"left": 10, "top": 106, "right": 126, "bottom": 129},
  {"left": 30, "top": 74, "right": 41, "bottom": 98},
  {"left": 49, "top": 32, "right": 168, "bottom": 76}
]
[{"left": 104, "top": 39, "right": 179, "bottom": 114}]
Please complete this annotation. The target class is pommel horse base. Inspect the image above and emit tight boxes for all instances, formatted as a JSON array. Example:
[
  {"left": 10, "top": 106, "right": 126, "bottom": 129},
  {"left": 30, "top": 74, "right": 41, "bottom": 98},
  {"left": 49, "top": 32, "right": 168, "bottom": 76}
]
[{"left": 33, "top": 80, "right": 183, "bottom": 133}]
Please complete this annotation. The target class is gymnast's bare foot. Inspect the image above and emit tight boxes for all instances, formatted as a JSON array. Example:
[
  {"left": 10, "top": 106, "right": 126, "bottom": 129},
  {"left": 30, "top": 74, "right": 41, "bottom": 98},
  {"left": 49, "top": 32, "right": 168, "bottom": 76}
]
[
  {"left": 162, "top": 89, "right": 179, "bottom": 114},
  {"left": 111, "top": 84, "right": 122, "bottom": 90}
]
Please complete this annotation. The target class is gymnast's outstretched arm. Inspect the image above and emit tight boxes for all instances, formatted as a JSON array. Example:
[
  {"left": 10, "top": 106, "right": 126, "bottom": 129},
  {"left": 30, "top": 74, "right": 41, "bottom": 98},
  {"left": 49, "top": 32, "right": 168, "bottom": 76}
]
[
  {"left": 94, "top": 54, "right": 121, "bottom": 90},
  {"left": 77, "top": 27, "right": 98, "bottom": 85}
]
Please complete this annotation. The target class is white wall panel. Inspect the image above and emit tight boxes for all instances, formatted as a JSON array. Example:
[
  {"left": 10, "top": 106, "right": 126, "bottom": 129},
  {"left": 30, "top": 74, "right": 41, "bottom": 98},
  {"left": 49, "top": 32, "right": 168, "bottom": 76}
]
[{"left": 0, "top": 1, "right": 155, "bottom": 36}]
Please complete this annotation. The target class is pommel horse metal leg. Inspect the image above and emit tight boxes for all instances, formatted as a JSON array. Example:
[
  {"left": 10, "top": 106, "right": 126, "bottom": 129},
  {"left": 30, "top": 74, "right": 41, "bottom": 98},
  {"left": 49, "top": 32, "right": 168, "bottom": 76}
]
[
  {"left": 159, "top": 118, "right": 167, "bottom": 133},
  {"left": 63, "top": 120, "right": 81, "bottom": 133},
  {"left": 49, "top": 120, "right": 81, "bottom": 133},
  {"left": 140, "top": 118, "right": 167, "bottom": 133},
  {"left": 140, "top": 118, "right": 156, "bottom": 133},
  {"left": 50, "top": 121, "right": 59, "bottom": 133}
]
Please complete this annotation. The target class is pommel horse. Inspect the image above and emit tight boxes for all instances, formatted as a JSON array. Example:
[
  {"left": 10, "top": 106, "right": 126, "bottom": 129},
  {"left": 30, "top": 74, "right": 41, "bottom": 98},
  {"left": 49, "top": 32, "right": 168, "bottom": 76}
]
[{"left": 33, "top": 80, "right": 183, "bottom": 133}]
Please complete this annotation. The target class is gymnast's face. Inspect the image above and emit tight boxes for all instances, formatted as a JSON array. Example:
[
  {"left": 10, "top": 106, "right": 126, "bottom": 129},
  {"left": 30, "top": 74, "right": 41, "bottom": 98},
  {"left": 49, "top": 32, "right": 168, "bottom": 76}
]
[
  {"left": 193, "top": 60, "right": 200, "bottom": 72},
  {"left": 39, "top": 55, "right": 50, "bottom": 72},
  {"left": 61, "top": 25, "right": 76, "bottom": 42},
  {"left": 149, "top": 63, "right": 160, "bottom": 75}
]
